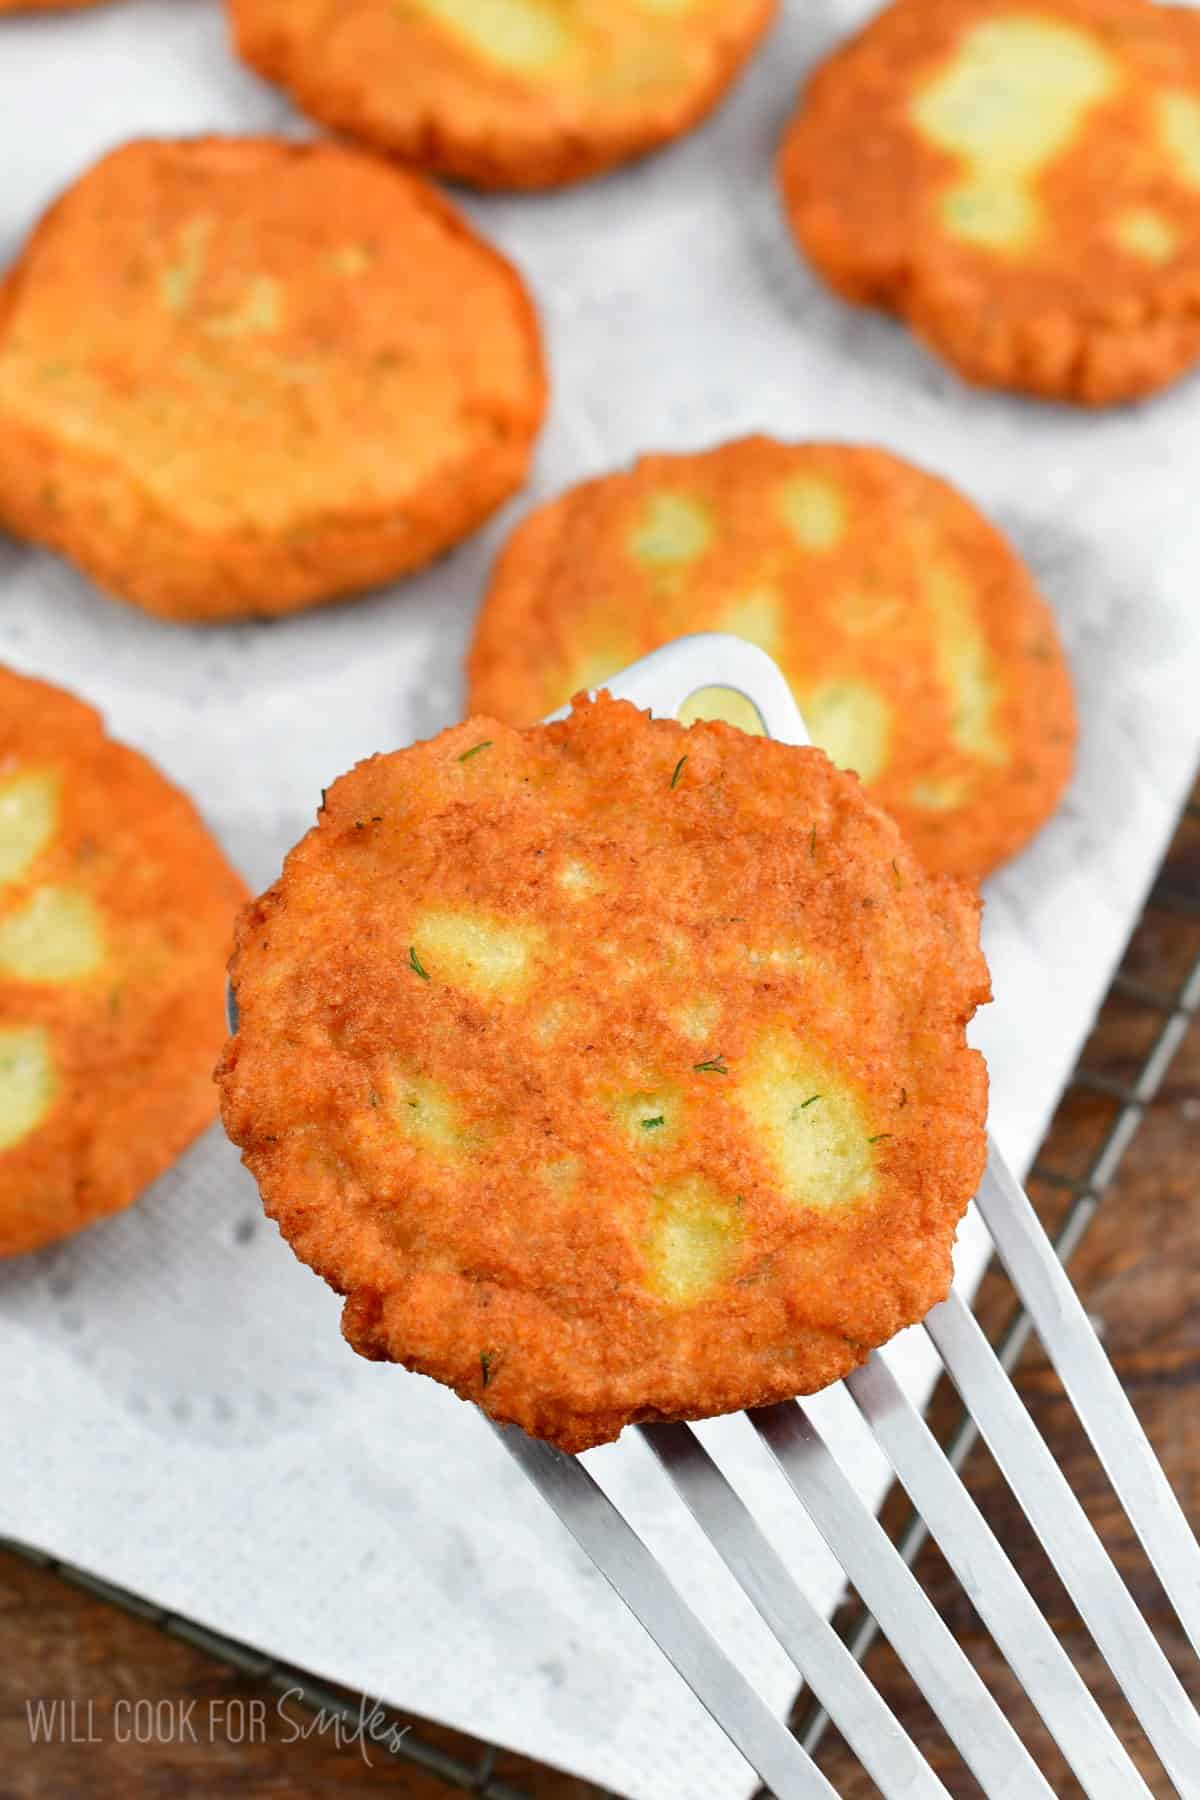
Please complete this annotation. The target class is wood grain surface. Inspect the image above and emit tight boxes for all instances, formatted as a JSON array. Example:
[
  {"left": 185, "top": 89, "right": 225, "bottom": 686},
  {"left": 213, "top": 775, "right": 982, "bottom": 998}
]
[{"left": 2, "top": 798, "right": 1197, "bottom": 1800}]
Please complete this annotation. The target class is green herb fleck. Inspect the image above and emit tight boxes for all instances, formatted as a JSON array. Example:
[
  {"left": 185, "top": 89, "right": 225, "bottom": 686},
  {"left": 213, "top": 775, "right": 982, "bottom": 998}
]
[
  {"left": 868, "top": 1133, "right": 892, "bottom": 1145},
  {"left": 891, "top": 859, "right": 903, "bottom": 890},
  {"left": 354, "top": 821, "right": 366, "bottom": 830},
  {"left": 319, "top": 787, "right": 329, "bottom": 810},
  {"left": 670, "top": 755, "right": 688, "bottom": 789},
  {"left": 799, "top": 1093, "right": 822, "bottom": 1109},
  {"left": 368, "top": 1089, "right": 380, "bottom": 1109},
  {"left": 480, "top": 1350, "right": 495, "bottom": 1388},
  {"left": 693, "top": 1056, "right": 728, "bottom": 1075},
  {"left": 408, "top": 945, "right": 430, "bottom": 981},
  {"left": 641, "top": 1114, "right": 666, "bottom": 1131},
  {"left": 458, "top": 740, "right": 493, "bottom": 763}
]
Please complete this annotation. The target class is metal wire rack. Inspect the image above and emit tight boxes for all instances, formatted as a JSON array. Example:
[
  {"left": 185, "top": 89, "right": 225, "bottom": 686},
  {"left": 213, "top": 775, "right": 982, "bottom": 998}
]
[{"left": 5, "top": 785, "right": 1199, "bottom": 1800}]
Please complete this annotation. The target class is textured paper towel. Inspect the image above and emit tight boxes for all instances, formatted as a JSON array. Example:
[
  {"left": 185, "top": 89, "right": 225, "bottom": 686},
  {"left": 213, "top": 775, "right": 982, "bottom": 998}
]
[{"left": 1, "top": 3, "right": 1199, "bottom": 1796}]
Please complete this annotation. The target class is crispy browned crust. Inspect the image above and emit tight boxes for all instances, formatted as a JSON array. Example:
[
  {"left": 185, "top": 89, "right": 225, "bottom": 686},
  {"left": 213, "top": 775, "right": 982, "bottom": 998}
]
[
  {"left": 0, "top": 666, "right": 248, "bottom": 1257},
  {"left": 228, "top": 0, "right": 778, "bottom": 190},
  {"left": 778, "top": 0, "right": 1200, "bottom": 405},
  {"left": 466, "top": 438, "right": 1076, "bottom": 880},
  {"left": 218, "top": 695, "right": 989, "bottom": 1450},
  {"left": 0, "top": 137, "right": 546, "bottom": 621}
]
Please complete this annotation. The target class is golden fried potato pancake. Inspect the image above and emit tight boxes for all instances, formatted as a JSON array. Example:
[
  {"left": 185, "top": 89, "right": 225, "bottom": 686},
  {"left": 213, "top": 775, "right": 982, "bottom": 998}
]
[
  {"left": 0, "top": 138, "right": 546, "bottom": 621},
  {"left": 779, "top": 0, "right": 1200, "bottom": 405},
  {"left": 228, "top": 0, "right": 777, "bottom": 190},
  {"left": 467, "top": 438, "right": 1075, "bottom": 881},
  {"left": 0, "top": 667, "right": 247, "bottom": 1256},
  {"left": 219, "top": 694, "right": 989, "bottom": 1450}
]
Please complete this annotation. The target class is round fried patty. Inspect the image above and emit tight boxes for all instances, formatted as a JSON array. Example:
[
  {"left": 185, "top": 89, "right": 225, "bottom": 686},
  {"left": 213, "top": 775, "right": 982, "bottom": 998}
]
[
  {"left": 0, "top": 137, "right": 545, "bottom": 620},
  {"left": 779, "top": 0, "right": 1200, "bottom": 405},
  {"left": 0, "top": 666, "right": 247, "bottom": 1256},
  {"left": 219, "top": 695, "right": 989, "bottom": 1449},
  {"left": 467, "top": 438, "right": 1075, "bottom": 880},
  {"left": 228, "top": 0, "right": 777, "bottom": 191}
]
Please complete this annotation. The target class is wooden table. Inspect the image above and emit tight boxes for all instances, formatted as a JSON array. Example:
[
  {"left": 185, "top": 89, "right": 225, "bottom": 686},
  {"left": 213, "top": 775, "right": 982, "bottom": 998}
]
[{"left": 3, "top": 801, "right": 1197, "bottom": 1800}]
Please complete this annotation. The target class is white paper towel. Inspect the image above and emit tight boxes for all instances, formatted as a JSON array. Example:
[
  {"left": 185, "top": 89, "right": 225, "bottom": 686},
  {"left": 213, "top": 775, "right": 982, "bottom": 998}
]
[{"left": 1, "top": 3, "right": 1199, "bottom": 1796}]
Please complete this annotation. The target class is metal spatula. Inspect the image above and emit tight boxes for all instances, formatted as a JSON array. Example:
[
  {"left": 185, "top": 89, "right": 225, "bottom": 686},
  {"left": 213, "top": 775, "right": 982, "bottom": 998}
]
[{"left": 494, "top": 633, "right": 1200, "bottom": 1800}]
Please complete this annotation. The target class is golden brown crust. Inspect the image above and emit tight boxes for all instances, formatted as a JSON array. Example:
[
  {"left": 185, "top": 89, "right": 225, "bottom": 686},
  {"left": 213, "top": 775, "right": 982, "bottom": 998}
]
[
  {"left": 779, "top": 0, "right": 1200, "bottom": 405},
  {"left": 0, "top": 137, "right": 546, "bottom": 621},
  {"left": 0, "top": 666, "right": 248, "bottom": 1257},
  {"left": 218, "top": 695, "right": 989, "bottom": 1450},
  {"left": 229, "top": 0, "right": 778, "bottom": 190},
  {"left": 466, "top": 438, "right": 1076, "bottom": 880}
]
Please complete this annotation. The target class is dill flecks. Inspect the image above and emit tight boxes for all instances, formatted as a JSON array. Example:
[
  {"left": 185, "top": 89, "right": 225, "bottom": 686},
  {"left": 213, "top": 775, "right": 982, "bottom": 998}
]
[
  {"left": 408, "top": 945, "right": 430, "bottom": 981},
  {"left": 458, "top": 740, "right": 492, "bottom": 763},
  {"left": 480, "top": 1350, "right": 495, "bottom": 1388},
  {"left": 891, "top": 859, "right": 903, "bottom": 889},
  {"left": 868, "top": 1133, "right": 892, "bottom": 1145},
  {"left": 799, "top": 1093, "right": 821, "bottom": 1109},
  {"left": 641, "top": 1115, "right": 666, "bottom": 1131},
  {"left": 670, "top": 754, "right": 688, "bottom": 789},
  {"left": 693, "top": 1056, "right": 727, "bottom": 1075}
]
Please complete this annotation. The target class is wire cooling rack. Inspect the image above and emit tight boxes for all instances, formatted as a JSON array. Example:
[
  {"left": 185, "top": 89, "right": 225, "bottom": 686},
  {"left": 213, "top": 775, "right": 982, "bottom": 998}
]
[{"left": 5, "top": 784, "right": 1199, "bottom": 1800}]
